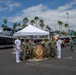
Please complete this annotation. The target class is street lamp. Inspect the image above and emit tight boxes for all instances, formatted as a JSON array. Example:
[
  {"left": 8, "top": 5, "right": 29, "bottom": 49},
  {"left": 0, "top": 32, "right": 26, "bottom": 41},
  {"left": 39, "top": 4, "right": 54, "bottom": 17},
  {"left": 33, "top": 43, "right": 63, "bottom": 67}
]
[
  {"left": 66, "top": 12, "right": 69, "bottom": 34},
  {"left": 66, "top": 12, "right": 69, "bottom": 24}
]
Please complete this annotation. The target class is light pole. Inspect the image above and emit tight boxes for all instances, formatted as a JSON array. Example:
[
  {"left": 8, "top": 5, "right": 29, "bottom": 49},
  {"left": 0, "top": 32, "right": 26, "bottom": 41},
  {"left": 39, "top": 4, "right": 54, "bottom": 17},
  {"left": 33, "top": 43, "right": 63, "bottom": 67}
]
[
  {"left": 66, "top": 12, "right": 69, "bottom": 34},
  {"left": 66, "top": 12, "right": 69, "bottom": 24}
]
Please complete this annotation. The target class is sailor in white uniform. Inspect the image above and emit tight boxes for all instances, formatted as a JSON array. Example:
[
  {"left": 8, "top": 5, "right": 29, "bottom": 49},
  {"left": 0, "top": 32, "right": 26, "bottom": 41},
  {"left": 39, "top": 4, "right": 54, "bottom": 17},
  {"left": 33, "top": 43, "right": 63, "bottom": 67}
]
[
  {"left": 15, "top": 36, "right": 21, "bottom": 63},
  {"left": 56, "top": 37, "right": 62, "bottom": 59}
]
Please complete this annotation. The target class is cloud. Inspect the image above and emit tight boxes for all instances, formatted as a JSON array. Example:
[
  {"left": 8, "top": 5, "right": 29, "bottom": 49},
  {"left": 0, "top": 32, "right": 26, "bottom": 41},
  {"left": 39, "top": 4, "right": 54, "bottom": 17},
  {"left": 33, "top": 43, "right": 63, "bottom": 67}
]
[
  {"left": 8, "top": 4, "right": 48, "bottom": 22},
  {"left": 57, "top": 0, "right": 76, "bottom": 11},
  {"left": 6, "top": 2, "right": 21, "bottom": 11},
  {"left": 57, "top": 4, "right": 72, "bottom": 11},
  {"left": 7, "top": 1, "right": 76, "bottom": 30},
  {"left": 0, "top": 0, "right": 21, "bottom": 11}
]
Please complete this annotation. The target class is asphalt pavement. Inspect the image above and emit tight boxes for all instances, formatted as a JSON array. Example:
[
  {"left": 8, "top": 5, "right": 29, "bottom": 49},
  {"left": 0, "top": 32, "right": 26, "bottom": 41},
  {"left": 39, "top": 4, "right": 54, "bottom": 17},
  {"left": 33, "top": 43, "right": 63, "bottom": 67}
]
[{"left": 0, "top": 45, "right": 76, "bottom": 75}]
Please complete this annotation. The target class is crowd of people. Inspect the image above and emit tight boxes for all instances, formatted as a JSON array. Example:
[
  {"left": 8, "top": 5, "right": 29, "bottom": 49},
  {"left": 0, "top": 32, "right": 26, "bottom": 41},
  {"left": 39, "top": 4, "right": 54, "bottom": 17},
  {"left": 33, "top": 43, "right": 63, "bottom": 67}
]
[{"left": 14, "top": 36, "right": 75, "bottom": 63}]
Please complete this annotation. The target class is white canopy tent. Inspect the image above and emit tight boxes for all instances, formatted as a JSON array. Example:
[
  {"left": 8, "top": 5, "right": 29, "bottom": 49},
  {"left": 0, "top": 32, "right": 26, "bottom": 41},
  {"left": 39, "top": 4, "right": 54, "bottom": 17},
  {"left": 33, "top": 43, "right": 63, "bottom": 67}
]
[{"left": 13, "top": 24, "right": 49, "bottom": 36}]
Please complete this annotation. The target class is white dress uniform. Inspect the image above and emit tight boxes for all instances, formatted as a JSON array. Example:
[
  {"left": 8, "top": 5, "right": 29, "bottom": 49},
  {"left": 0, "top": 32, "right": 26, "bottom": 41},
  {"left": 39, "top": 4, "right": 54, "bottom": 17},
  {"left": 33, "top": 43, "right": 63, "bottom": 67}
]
[
  {"left": 15, "top": 39, "right": 21, "bottom": 63},
  {"left": 56, "top": 39, "right": 62, "bottom": 58}
]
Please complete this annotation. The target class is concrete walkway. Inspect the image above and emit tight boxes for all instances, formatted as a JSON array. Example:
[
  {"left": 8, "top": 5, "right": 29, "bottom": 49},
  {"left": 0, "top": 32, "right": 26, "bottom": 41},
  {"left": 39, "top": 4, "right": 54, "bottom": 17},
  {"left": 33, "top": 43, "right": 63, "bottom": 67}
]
[{"left": 0, "top": 46, "right": 76, "bottom": 75}]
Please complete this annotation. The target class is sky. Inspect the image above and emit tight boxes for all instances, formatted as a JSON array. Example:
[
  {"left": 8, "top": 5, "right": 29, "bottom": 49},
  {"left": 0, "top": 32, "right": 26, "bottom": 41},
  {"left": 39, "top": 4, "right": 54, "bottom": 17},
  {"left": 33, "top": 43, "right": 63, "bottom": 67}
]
[{"left": 0, "top": 0, "right": 76, "bottom": 31}]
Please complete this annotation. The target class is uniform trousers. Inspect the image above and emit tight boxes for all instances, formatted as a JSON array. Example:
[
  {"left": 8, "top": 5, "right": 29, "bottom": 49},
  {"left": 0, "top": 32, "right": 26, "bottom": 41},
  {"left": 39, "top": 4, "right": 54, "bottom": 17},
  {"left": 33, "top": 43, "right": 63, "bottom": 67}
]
[
  {"left": 23, "top": 50, "right": 27, "bottom": 60},
  {"left": 16, "top": 47, "right": 21, "bottom": 62},
  {"left": 56, "top": 46, "right": 61, "bottom": 58}
]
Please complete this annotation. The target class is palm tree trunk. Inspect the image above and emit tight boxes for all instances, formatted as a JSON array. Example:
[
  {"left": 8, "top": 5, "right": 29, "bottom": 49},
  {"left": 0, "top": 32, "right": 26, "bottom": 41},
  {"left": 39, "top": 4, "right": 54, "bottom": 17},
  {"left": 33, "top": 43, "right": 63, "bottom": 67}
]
[
  {"left": 61, "top": 26, "right": 62, "bottom": 31},
  {"left": 59, "top": 26, "right": 60, "bottom": 31}
]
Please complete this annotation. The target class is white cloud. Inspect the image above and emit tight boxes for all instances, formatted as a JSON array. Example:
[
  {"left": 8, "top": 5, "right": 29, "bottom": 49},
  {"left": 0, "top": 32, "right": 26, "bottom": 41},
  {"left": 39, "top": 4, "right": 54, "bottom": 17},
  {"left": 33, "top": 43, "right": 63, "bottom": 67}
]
[
  {"left": 57, "top": 4, "right": 72, "bottom": 11},
  {"left": 8, "top": 4, "right": 48, "bottom": 22},
  {"left": 7, "top": 1, "right": 76, "bottom": 30},
  {"left": 6, "top": 2, "right": 21, "bottom": 11},
  {"left": 57, "top": 0, "right": 76, "bottom": 11},
  {"left": 0, "top": 0, "right": 21, "bottom": 11}
]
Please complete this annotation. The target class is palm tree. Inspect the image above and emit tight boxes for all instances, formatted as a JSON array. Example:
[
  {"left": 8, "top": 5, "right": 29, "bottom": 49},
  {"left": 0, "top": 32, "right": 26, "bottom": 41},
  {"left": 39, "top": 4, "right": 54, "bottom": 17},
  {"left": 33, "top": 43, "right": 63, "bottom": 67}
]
[
  {"left": 46, "top": 25, "right": 51, "bottom": 36},
  {"left": 46, "top": 25, "right": 50, "bottom": 31},
  {"left": 39, "top": 23, "right": 44, "bottom": 29},
  {"left": 34, "top": 16, "right": 39, "bottom": 27},
  {"left": 17, "top": 23, "right": 21, "bottom": 26},
  {"left": 3, "top": 19, "right": 7, "bottom": 25},
  {"left": 64, "top": 23, "right": 68, "bottom": 33},
  {"left": 74, "top": 31, "right": 76, "bottom": 36},
  {"left": 13, "top": 23, "right": 17, "bottom": 29},
  {"left": 3, "top": 19, "right": 8, "bottom": 28},
  {"left": 39, "top": 20, "right": 44, "bottom": 29},
  {"left": 17, "top": 23, "right": 21, "bottom": 28},
  {"left": 1, "top": 24, "right": 5, "bottom": 28},
  {"left": 30, "top": 20, "right": 35, "bottom": 25},
  {"left": 22, "top": 23, "right": 27, "bottom": 28},
  {"left": 22, "top": 17, "right": 28, "bottom": 28},
  {"left": 40, "top": 19, "right": 44, "bottom": 23},
  {"left": 46, "top": 25, "right": 49, "bottom": 29},
  {"left": 57, "top": 21, "right": 63, "bottom": 32},
  {"left": 17, "top": 23, "right": 21, "bottom": 29},
  {"left": 23, "top": 17, "right": 28, "bottom": 25},
  {"left": 4, "top": 25, "right": 7, "bottom": 28}
]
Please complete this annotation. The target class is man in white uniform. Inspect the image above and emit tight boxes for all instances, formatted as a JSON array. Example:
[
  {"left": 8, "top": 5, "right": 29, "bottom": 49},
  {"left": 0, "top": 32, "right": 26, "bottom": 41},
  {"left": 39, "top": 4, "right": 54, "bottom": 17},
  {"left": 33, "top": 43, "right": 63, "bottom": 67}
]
[
  {"left": 15, "top": 36, "right": 21, "bottom": 63},
  {"left": 56, "top": 37, "right": 62, "bottom": 59}
]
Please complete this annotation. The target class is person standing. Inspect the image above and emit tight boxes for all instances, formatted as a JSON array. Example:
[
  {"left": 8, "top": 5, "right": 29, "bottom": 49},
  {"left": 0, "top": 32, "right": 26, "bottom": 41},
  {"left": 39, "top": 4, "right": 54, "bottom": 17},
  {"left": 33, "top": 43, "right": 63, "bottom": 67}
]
[
  {"left": 22, "top": 38, "right": 28, "bottom": 61},
  {"left": 28, "top": 37, "right": 34, "bottom": 59},
  {"left": 15, "top": 36, "right": 21, "bottom": 63},
  {"left": 63, "top": 39, "right": 66, "bottom": 47},
  {"left": 69, "top": 38, "right": 74, "bottom": 52},
  {"left": 56, "top": 37, "right": 62, "bottom": 59},
  {"left": 51, "top": 37, "right": 56, "bottom": 57},
  {"left": 44, "top": 38, "right": 51, "bottom": 58}
]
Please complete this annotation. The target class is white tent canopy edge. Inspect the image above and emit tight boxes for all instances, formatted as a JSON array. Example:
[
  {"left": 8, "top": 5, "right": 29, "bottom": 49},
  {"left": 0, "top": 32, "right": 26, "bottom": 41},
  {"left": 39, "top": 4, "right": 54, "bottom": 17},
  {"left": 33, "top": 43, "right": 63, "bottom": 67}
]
[{"left": 13, "top": 24, "right": 49, "bottom": 36}]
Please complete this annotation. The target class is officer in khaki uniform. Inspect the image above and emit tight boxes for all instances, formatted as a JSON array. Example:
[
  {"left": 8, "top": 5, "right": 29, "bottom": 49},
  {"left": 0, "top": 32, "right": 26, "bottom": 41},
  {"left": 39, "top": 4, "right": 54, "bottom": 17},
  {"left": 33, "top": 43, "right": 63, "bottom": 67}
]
[
  {"left": 22, "top": 38, "right": 28, "bottom": 61},
  {"left": 50, "top": 38, "right": 56, "bottom": 57},
  {"left": 28, "top": 38, "right": 34, "bottom": 58},
  {"left": 44, "top": 38, "right": 51, "bottom": 57}
]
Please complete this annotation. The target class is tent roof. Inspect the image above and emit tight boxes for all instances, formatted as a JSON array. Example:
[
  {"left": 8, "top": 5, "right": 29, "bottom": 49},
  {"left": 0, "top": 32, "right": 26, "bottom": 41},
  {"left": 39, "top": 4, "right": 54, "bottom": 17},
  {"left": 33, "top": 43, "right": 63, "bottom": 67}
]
[{"left": 13, "top": 24, "right": 49, "bottom": 36}]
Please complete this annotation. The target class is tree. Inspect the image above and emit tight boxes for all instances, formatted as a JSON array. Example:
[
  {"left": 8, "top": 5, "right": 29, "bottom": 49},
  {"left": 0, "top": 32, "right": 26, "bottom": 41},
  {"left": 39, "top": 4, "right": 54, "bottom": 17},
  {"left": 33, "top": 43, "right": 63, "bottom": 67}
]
[
  {"left": 34, "top": 16, "right": 39, "bottom": 27},
  {"left": 23, "top": 17, "right": 28, "bottom": 23},
  {"left": 23, "top": 17, "right": 29, "bottom": 26},
  {"left": 30, "top": 20, "right": 35, "bottom": 25},
  {"left": 39, "top": 23, "right": 44, "bottom": 29},
  {"left": 1, "top": 24, "right": 5, "bottom": 28},
  {"left": 4, "top": 25, "right": 7, "bottom": 28},
  {"left": 22, "top": 17, "right": 28, "bottom": 28},
  {"left": 22, "top": 23, "right": 27, "bottom": 28},
  {"left": 60, "top": 31, "right": 67, "bottom": 35},
  {"left": 17, "top": 23, "right": 21, "bottom": 26},
  {"left": 57, "top": 21, "right": 63, "bottom": 32},
  {"left": 12, "top": 23, "right": 17, "bottom": 29},
  {"left": 40, "top": 19, "right": 44, "bottom": 23},
  {"left": 3, "top": 19, "right": 8, "bottom": 28},
  {"left": 46, "top": 25, "right": 51, "bottom": 36},
  {"left": 17, "top": 23, "right": 21, "bottom": 29},
  {"left": 74, "top": 31, "right": 76, "bottom": 36},
  {"left": 46, "top": 25, "right": 50, "bottom": 31},
  {"left": 3, "top": 19, "right": 7, "bottom": 25},
  {"left": 39, "top": 20, "right": 44, "bottom": 29},
  {"left": 64, "top": 23, "right": 68, "bottom": 33}
]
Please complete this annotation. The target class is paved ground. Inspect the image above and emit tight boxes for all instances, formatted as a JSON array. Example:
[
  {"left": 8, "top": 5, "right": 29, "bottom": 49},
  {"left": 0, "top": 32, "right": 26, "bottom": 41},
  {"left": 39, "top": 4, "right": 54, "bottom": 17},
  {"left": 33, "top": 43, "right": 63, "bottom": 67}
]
[{"left": 0, "top": 46, "right": 76, "bottom": 75}]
